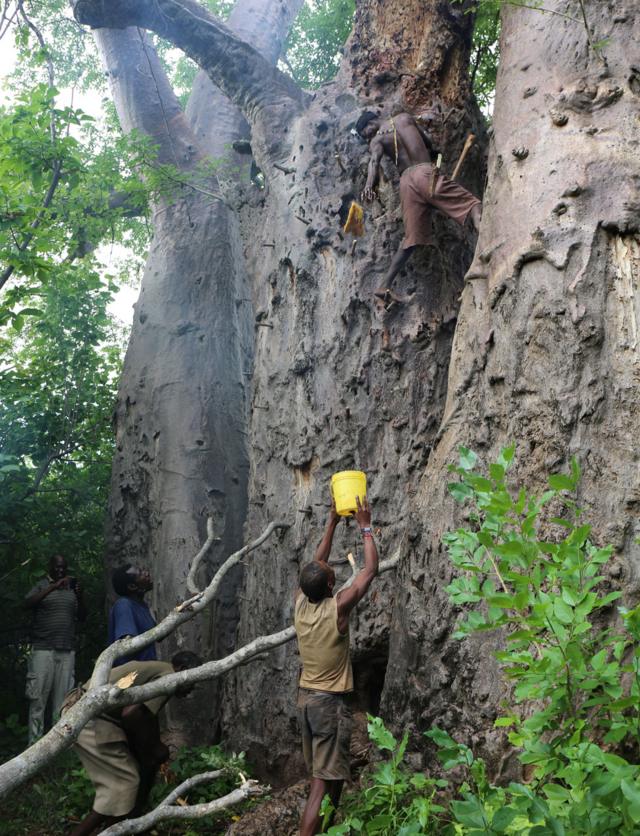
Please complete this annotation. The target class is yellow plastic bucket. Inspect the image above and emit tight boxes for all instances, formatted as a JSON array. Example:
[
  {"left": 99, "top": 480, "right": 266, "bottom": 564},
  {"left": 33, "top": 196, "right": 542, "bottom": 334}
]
[{"left": 331, "top": 470, "right": 367, "bottom": 517}]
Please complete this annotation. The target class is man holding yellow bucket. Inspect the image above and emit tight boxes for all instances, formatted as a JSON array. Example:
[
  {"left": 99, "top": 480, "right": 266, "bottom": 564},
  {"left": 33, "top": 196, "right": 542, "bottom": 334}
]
[{"left": 294, "top": 473, "right": 379, "bottom": 836}]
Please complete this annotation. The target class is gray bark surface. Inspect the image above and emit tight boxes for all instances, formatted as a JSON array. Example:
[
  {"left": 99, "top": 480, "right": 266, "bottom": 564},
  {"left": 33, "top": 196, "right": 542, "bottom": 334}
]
[
  {"left": 78, "top": 0, "right": 485, "bottom": 776},
  {"left": 90, "top": 0, "right": 306, "bottom": 744},
  {"left": 383, "top": 0, "right": 640, "bottom": 772},
  {"left": 221, "top": 0, "right": 484, "bottom": 779}
]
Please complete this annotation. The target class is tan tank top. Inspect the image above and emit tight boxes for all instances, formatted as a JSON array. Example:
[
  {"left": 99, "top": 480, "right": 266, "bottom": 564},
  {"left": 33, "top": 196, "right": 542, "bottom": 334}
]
[{"left": 294, "top": 594, "right": 353, "bottom": 693}]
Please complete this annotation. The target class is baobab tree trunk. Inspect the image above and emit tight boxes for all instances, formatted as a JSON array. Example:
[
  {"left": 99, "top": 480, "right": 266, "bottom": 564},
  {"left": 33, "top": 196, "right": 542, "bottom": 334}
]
[
  {"left": 383, "top": 0, "right": 640, "bottom": 773},
  {"left": 95, "top": 1, "right": 303, "bottom": 740},
  {"left": 219, "top": 0, "right": 485, "bottom": 779},
  {"left": 73, "top": 0, "right": 484, "bottom": 768}
]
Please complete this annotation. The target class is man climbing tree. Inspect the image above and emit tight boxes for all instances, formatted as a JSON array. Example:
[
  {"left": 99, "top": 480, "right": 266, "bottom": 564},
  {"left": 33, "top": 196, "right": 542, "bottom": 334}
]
[
  {"left": 357, "top": 110, "right": 482, "bottom": 304},
  {"left": 294, "top": 496, "right": 379, "bottom": 835}
]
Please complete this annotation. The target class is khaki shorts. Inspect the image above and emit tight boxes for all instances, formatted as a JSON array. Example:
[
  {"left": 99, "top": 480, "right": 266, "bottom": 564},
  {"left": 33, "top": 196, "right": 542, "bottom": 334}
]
[
  {"left": 297, "top": 689, "right": 353, "bottom": 781},
  {"left": 73, "top": 721, "right": 140, "bottom": 816}
]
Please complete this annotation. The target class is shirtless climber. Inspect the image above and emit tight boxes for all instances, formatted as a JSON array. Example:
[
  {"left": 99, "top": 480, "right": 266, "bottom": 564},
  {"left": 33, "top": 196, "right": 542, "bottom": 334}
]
[{"left": 355, "top": 110, "right": 482, "bottom": 305}]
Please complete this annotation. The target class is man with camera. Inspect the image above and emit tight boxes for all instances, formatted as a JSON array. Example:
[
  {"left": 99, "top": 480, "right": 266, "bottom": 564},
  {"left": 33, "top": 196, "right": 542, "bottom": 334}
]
[{"left": 24, "top": 554, "right": 86, "bottom": 743}]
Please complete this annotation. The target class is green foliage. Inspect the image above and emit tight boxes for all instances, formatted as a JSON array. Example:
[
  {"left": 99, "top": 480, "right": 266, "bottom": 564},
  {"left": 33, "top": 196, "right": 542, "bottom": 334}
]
[
  {"left": 468, "top": 0, "right": 501, "bottom": 113},
  {"left": 327, "top": 452, "right": 640, "bottom": 834},
  {"left": 324, "top": 716, "right": 445, "bottom": 834},
  {"left": 0, "top": 735, "right": 251, "bottom": 835},
  {"left": 149, "top": 744, "right": 250, "bottom": 808},
  {"left": 0, "top": 84, "right": 148, "bottom": 315},
  {"left": 434, "top": 447, "right": 640, "bottom": 834},
  {"left": 0, "top": 260, "right": 125, "bottom": 711},
  {"left": 284, "top": 0, "right": 355, "bottom": 89}
]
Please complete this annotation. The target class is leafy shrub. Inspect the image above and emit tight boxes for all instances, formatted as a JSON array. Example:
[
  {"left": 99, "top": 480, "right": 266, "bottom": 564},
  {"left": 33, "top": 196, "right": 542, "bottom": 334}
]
[
  {"left": 325, "top": 448, "right": 640, "bottom": 834},
  {"left": 438, "top": 446, "right": 640, "bottom": 834}
]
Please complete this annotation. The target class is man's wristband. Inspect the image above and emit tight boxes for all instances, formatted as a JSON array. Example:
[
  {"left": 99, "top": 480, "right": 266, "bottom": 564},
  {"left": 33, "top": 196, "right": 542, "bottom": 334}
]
[{"left": 361, "top": 527, "right": 373, "bottom": 537}]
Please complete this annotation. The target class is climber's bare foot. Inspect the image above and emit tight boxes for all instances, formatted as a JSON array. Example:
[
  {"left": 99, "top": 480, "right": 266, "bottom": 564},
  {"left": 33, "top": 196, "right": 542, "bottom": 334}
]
[{"left": 382, "top": 327, "right": 391, "bottom": 352}]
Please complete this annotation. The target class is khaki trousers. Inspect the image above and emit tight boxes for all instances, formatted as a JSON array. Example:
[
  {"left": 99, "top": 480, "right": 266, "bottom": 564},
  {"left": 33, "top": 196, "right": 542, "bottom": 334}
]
[{"left": 26, "top": 648, "right": 75, "bottom": 744}]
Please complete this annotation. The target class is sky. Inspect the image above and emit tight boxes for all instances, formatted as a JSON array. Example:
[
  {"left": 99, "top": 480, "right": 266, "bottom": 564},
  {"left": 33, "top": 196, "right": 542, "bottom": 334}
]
[{"left": 0, "top": 31, "right": 140, "bottom": 328}]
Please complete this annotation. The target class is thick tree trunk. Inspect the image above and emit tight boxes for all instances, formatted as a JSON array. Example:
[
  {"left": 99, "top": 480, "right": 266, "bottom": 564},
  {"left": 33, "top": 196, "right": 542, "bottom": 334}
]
[
  {"left": 98, "top": 27, "right": 252, "bottom": 737},
  {"left": 77, "top": 0, "right": 484, "bottom": 768},
  {"left": 91, "top": 0, "right": 306, "bottom": 744},
  {"left": 221, "top": 0, "right": 484, "bottom": 781},
  {"left": 384, "top": 0, "right": 640, "bottom": 774}
]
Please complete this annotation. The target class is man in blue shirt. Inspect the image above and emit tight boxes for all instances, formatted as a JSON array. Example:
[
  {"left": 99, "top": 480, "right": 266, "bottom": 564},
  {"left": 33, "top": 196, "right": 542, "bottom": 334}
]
[{"left": 108, "top": 565, "right": 157, "bottom": 664}]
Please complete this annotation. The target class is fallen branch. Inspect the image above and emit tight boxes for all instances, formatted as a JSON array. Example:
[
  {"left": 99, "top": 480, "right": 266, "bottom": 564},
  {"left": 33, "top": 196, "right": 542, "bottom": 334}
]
[
  {"left": 102, "top": 773, "right": 264, "bottom": 835},
  {"left": 0, "top": 526, "right": 400, "bottom": 800},
  {"left": 98, "top": 549, "right": 400, "bottom": 835},
  {"left": 0, "top": 519, "right": 289, "bottom": 798},
  {"left": 91, "top": 519, "right": 289, "bottom": 686},
  {"left": 186, "top": 517, "right": 221, "bottom": 594}
]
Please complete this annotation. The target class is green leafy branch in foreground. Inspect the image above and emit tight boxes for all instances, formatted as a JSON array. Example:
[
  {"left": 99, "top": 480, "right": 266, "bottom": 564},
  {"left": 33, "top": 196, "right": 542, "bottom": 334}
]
[
  {"left": 324, "top": 449, "right": 640, "bottom": 834},
  {"left": 436, "top": 447, "right": 640, "bottom": 834},
  {"left": 321, "top": 716, "right": 445, "bottom": 835}
]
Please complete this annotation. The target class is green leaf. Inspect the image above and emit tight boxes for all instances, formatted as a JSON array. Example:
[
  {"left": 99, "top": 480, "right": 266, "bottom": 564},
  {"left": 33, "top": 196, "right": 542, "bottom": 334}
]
[
  {"left": 553, "top": 597, "right": 573, "bottom": 624},
  {"left": 367, "top": 715, "right": 396, "bottom": 751},
  {"left": 548, "top": 473, "right": 576, "bottom": 491},
  {"left": 491, "top": 806, "right": 519, "bottom": 830},
  {"left": 458, "top": 446, "right": 478, "bottom": 471}
]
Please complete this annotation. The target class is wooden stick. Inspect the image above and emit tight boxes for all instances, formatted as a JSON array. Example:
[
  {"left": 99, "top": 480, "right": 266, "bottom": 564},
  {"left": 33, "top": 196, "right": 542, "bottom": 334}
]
[
  {"left": 451, "top": 134, "right": 475, "bottom": 181},
  {"left": 430, "top": 152, "right": 442, "bottom": 196}
]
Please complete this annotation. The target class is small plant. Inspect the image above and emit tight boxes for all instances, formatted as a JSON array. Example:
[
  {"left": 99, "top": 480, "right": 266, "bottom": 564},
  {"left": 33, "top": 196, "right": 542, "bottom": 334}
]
[{"left": 323, "top": 716, "right": 445, "bottom": 834}]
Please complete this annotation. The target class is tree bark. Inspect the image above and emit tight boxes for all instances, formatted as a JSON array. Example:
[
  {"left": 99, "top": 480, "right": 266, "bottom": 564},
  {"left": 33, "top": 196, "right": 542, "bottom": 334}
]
[
  {"left": 75, "top": 0, "right": 485, "bottom": 777},
  {"left": 221, "top": 0, "right": 484, "bottom": 781},
  {"left": 94, "top": 25, "right": 253, "bottom": 739},
  {"left": 383, "top": 0, "right": 640, "bottom": 774},
  {"left": 85, "top": 0, "right": 308, "bottom": 747}
]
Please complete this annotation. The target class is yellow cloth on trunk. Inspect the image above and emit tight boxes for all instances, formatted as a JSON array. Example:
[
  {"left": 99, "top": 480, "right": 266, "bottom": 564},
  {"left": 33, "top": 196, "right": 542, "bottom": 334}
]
[{"left": 343, "top": 201, "right": 365, "bottom": 236}]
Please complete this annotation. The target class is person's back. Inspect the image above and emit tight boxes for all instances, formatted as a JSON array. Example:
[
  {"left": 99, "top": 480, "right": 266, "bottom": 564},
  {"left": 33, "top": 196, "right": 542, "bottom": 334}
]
[
  {"left": 66, "top": 652, "right": 201, "bottom": 836},
  {"left": 295, "top": 595, "right": 353, "bottom": 693},
  {"left": 294, "top": 495, "right": 379, "bottom": 836}
]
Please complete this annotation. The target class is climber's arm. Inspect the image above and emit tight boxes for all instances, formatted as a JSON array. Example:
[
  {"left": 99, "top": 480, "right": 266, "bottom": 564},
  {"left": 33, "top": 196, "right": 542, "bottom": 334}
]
[{"left": 363, "top": 140, "right": 383, "bottom": 201}]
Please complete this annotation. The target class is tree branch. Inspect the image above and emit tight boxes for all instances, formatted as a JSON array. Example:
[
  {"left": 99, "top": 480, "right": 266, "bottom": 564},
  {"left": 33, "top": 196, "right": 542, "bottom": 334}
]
[
  {"left": 91, "top": 520, "right": 290, "bottom": 685},
  {"left": 0, "top": 527, "right": 399, "bottom": 800},
  {"left": 72, "top": 0, "right": 307, "bottom": 136},
  {"left": 102, "top": 774, "right": 264, "bottom": 835},
  {"left": 0, "top": 161, "right": 62, "bottom": 293},
  {"left": 0, "top": 519, "right": 289, "bottom": 798},
  {"left": 186, "top": 517, "right": 221, "bottom": 594}
]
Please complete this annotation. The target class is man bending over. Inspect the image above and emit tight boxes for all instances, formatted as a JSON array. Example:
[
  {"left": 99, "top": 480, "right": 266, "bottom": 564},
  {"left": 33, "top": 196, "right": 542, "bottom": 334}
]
[
  {"left": 295, "top": 496, "right": 379, "bottom": 836},
  {"left": 356, "top": 110, "right": 481, "bottom": 303},
  {"left": 65, "top": 651, "right": 201, "bottom": 835}
]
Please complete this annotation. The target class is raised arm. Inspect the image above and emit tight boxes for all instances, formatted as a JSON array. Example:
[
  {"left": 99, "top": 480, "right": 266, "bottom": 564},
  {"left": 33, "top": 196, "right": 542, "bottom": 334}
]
[
  {"left": 313, "top": 504, "right": 340, "bottom": 564},
  {"left": 24, "top": 577, "right": 68, "bottom": 609},
  {"left": 336, "top": 496, "right": 378, "bottom": 630},
  {"left": 363, "top": 139, "right": 384, "bottom": 201}
]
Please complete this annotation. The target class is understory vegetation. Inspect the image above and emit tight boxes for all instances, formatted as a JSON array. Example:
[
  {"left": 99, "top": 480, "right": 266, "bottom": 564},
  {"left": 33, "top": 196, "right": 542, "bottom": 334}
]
[
  {"left": 4, "top": 449, "right": 639, "bottom": 833},
  {"left": 321, "top": 449, "right": 640, "bottom": 834},
  {"left": 0, "top": 716, "right": 256, "bottom": 836}
]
